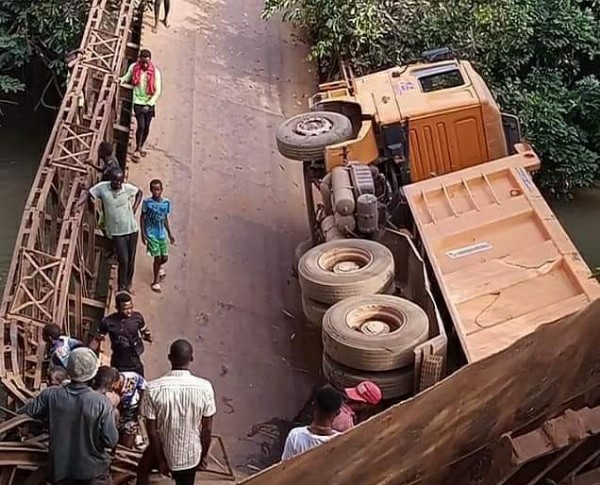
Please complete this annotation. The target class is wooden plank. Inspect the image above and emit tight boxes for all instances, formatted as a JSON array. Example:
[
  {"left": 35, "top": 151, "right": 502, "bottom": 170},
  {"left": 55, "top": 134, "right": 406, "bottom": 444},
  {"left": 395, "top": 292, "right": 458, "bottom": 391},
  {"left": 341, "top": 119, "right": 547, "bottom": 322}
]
[{"left": 240, "top": 300, "right": 600, "bottom": 485}]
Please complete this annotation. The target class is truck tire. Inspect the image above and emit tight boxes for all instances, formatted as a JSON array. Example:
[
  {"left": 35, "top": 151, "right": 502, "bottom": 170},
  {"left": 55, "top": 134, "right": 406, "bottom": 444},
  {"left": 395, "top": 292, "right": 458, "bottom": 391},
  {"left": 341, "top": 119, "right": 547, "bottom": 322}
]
[
  {"left": 302, "top": 281, "right": 396, "bottom": 327},
  {"left": 302, "top": 295, "right": 329, "bottom": 327},
  {"left": 322, "top": 295, "right": 428, "bottom": 371},
  {"left": 276, "top": 111, "right": 353, "bottom": 162},
  {"left": 293, "top": 238, "right": 313, "bottom": 276},
  {"left": 322, "top": 353, "right": 413, "bottom": 399},
  {"left": 298, "top": 239, "right": 394, "bottom": 304}
]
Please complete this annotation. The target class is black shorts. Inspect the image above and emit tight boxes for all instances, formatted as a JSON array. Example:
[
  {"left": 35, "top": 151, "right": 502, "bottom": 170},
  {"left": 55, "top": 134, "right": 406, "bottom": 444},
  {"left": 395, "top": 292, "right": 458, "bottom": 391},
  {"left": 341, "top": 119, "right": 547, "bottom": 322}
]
[{"left": 133, "top": 104, "right": 156, "bottom": 118}]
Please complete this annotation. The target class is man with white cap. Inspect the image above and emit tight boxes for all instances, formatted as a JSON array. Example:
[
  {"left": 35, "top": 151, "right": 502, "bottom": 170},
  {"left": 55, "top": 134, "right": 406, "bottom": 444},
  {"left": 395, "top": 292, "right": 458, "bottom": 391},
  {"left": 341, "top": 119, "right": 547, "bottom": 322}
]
[
  {"left": 19, "top": 347, "right": 119, "bottom": 485},
  {"left": 332, "top": 381, "right": 383, "bottom": 432}
]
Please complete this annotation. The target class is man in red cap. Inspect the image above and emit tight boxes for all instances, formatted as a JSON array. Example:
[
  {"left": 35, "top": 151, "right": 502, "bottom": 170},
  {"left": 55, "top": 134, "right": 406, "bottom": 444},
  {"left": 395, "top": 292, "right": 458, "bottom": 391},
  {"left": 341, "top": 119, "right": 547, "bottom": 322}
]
[{"left": 332, "top": 381, "right": 383, "bottom": 432}]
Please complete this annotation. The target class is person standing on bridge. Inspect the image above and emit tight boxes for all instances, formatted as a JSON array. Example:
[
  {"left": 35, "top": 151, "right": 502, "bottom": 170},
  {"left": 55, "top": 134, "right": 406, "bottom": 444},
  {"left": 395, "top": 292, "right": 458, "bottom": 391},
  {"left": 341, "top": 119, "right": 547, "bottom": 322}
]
[
  {"left": 141, "top": 179, "right": 175, "bottom": 292},
  {"left": 120, "top": 49, "right": 162, "bottom": 162},
  {"left": 90, "top": 292, "right": 153, "bottom": 377},
  {"left": 88, "top": 168, "right": 142, "bottom": 293},
  {"left": 153, "top": 0, "right": 172, "bottom": 33},
  {"left": 18, "top": 347, "right": 119, "bottom": 485},
  {"left": 281, "top": 386, "right": 342, "bottom": 460},
  {"left": 136, "top": 339, "right": 216, "bottom": 485}
]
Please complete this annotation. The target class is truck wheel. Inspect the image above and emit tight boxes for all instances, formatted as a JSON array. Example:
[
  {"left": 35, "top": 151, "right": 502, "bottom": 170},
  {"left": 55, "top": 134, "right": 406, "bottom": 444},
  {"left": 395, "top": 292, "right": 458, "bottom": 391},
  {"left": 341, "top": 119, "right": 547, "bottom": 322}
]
[
  {"left": 302, "top": 295, "right": 329, "bottom": 327},
  {"left": 302, "top": 281, "right": 395, "bottom": 327},
  {"left": 298, "top": 239, "right": 394, "bottom": 304},
  {"left": 293, "top": 238, "right": 313, "bottom": 276},
  {"left": 322, "top": 295, "right": 428, "bottom": 371},
  {"left": 276, "top": 111, "right": 353, "bottom": 162},
  {"left": 322, "top": 353, "right": 413, "bottom": 399}
]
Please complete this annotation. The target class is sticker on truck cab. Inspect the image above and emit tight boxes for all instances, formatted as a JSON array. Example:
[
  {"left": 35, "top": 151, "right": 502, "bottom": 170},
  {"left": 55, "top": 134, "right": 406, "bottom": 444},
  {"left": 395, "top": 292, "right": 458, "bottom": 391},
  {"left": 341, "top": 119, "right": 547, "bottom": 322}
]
[{"left": 446, "top": 242, "right": 492, "bottom": 259}]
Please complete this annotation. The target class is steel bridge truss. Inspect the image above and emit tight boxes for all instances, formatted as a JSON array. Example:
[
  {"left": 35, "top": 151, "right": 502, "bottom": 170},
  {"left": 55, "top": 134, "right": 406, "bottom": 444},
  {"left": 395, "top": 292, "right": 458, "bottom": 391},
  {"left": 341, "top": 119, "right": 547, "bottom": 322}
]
[{"left": 0, "top": 2, "right": 142, "bottom": 480}]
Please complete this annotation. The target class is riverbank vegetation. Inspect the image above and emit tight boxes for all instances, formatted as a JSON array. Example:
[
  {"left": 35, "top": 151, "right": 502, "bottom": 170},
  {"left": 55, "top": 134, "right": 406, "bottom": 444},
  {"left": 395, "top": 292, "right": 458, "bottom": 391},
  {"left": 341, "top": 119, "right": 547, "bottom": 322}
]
[
  {"left": 263, "top": 0, "right": 600, "bottom": 197},
  {"left": 0, "top": 0, "right": 89, "bottom": 112}
]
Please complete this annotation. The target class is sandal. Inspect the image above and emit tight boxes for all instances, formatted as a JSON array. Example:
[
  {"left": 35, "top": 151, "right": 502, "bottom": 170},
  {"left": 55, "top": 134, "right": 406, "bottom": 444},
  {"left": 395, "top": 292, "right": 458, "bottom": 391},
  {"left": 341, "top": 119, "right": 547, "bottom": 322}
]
[{"left": 151, "top": 283, "right": 162, "bottom": 293}]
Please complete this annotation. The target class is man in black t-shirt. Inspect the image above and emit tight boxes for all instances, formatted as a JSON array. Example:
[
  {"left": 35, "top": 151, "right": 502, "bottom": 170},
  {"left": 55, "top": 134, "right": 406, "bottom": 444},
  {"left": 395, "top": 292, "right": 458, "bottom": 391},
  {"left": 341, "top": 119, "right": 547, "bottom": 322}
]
[{"left": 90, "top": 292, "right": 153, "bottom": 376}]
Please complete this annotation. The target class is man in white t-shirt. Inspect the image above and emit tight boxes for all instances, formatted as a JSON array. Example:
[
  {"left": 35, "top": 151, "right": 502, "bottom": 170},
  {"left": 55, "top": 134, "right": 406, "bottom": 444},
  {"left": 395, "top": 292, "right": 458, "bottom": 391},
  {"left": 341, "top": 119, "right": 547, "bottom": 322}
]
[
  {"left": 136, "top": 339, "right": 216, "bottom": 485},
  {"left": 88, "top": 168, "right": 142, "bottom": 292},
  {"left": 282, "top": 386, "right": 343, "bottom": 460}
]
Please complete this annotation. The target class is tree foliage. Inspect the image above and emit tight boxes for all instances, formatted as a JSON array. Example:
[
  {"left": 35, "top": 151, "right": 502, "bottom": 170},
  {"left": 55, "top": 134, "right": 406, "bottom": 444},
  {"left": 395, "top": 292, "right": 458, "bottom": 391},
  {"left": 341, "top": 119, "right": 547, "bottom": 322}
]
[
  {"left": 0, "top": 0, "right": 90, "bottom": 95},
  {"left": 263, "top": 0, "right": 600, "bottom": 197}
]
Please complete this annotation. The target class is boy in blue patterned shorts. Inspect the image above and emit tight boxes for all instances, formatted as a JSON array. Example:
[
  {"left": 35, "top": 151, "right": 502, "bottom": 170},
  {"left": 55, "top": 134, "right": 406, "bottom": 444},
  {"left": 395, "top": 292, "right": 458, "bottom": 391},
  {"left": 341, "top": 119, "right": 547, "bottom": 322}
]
[{"left": 140, "top": 179, "right": 175, "bottom": 292}]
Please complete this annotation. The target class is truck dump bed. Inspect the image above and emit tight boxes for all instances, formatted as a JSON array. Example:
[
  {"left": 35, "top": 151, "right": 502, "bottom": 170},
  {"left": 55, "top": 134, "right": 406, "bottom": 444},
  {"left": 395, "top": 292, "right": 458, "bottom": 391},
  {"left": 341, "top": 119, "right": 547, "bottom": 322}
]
[{"left": 404, "top": 147, "right": 600, "bottom": 362}]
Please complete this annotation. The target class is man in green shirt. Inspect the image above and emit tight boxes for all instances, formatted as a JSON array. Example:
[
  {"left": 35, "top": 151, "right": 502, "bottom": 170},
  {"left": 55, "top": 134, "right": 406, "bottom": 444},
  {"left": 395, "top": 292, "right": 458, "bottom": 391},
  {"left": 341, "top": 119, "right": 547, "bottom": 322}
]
[
  {"left": 120, "top": 49, "right": 162, "bottom": 161},
  {"left": 89, "top": 169, "right": 143, "bottom": 293}
]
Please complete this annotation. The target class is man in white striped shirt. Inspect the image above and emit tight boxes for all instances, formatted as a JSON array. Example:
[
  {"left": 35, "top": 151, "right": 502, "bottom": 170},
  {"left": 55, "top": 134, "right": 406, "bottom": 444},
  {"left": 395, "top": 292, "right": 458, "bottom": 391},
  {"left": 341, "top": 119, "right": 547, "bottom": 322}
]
[{"left": 136, "top": 339, "right": 216, "bottom": 485}]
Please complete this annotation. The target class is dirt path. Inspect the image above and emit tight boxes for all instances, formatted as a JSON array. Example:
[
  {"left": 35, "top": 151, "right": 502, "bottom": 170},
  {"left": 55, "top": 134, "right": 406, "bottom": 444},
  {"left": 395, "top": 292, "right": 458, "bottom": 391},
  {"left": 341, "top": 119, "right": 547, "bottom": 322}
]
[{"left": 127, "top": 0, "right": 318, "bottom": 476}]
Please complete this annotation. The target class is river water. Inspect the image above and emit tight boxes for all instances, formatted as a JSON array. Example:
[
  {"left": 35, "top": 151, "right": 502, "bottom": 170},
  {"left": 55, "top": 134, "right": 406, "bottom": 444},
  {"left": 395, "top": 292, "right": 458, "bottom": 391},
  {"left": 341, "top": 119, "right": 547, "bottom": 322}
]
[{"left": 0, "top": 125, "right": 46, "bottom": 290}]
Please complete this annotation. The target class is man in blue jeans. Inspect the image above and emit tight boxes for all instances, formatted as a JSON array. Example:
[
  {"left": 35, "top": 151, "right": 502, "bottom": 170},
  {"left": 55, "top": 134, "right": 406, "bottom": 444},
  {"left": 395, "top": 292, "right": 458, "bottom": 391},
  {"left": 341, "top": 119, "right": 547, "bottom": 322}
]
[{"left": 89, "top": 169, "right": 142, "bottom": 293}]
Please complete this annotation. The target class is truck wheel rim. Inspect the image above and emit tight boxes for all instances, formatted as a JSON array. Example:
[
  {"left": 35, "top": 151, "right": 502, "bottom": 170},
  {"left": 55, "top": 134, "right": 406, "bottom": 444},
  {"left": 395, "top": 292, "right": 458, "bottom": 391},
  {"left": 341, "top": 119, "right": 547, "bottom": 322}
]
[
  {"left": 347, "top": 305, "right": 406, "bottom": 336},
  {"left": 295, "top": 116, "right": 333, "bottom": 137},
  {"left": 318, "top": 248, "right": 373, "bottom": 273}
]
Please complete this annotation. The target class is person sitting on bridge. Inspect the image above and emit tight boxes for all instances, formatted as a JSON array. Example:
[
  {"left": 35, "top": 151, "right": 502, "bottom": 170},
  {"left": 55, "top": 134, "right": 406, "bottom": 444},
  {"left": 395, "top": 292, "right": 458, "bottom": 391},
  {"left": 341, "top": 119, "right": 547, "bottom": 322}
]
[
  {"left": 141, "top": 178, "right": 175, "bottom": 293},
  {"left": 42, "top": 323, "right": 83, "bottom": 370},
  {"left": 19, "top": 347, "right": 119, "bottom": 485},
  {"left": 94, "top": 141, "right": 121, "bottom": 181},
  {"left": 332, "top": 381, "right": 383, "bottom": 432},
  {"left": 89, "top": 292, "right": 153, "bottom": 377},
  {"left": 281, "top": 386, "right": 343, "bottom": 460},
  {"left": 119, "top": 49, "right": 162, "bottom": 162},
  {"left": 88, "top": 168, "right": 142, "bottom": 293}
]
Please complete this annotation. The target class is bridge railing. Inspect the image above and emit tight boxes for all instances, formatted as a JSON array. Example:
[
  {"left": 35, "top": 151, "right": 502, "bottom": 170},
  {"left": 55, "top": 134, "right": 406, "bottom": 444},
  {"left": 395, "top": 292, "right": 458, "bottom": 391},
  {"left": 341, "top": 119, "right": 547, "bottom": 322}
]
[{"left": 0, "top": 0, "right": 138, "bottom": 397}]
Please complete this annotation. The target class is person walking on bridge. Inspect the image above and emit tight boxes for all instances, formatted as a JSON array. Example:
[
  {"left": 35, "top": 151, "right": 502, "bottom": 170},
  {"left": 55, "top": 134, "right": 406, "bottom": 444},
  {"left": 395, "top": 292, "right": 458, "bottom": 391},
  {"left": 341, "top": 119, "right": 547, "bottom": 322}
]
[
  {"left": 88, "top": 168, "right": 142, "bottom": 293},
  {"left": 120, "top": 49, "right": 162, "bottom": 162},
  {"left": 19, "top": 347, "right": 119, "bottom": 485},
  {"left": 90, "top": 293, "right": 153, "bottom": 377},
  {"left": 136, "top": 339, "right": 216, "bottom": 485},
  {"left": 141, "top": 179, "right": 175, "bottom": 292}
]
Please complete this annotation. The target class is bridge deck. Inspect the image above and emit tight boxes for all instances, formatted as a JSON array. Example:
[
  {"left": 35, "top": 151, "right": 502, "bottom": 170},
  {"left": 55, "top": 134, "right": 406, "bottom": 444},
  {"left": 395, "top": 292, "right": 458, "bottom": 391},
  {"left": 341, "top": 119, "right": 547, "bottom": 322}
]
[{"left": 128, "top": 0, "right": 317, "bottom": 473}]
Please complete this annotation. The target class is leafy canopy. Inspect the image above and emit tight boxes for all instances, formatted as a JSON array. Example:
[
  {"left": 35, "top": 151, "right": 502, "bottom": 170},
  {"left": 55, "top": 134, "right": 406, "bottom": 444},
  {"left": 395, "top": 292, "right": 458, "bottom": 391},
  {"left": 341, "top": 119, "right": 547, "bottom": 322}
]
[
  {"left": 263, "top": 0, "right": 600, "bottom": 197},
  {"left": 0, "top": 0, "right": 89, "bottom": 95}
]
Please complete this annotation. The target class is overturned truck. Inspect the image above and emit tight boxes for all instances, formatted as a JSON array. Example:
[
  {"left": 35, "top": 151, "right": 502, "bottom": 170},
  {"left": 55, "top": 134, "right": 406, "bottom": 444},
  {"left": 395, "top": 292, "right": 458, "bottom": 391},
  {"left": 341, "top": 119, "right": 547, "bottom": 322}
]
[{"left": 250, "top": 49, "right": 600, "bottom": 483}]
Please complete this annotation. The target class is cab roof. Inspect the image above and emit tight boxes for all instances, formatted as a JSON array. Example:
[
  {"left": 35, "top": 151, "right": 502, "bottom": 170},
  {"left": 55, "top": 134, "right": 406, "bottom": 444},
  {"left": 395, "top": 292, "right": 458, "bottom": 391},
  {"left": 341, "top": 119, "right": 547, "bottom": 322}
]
[{"left": 351, "top": 60, "right": 495, "bottom": 123}]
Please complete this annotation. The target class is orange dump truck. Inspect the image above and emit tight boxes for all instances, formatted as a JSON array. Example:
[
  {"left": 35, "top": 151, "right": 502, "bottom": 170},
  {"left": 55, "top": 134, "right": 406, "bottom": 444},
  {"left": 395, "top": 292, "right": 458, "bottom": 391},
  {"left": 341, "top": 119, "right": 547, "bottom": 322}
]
[{"left": 276, "top": 48, "right": 600, "bottom": 395}]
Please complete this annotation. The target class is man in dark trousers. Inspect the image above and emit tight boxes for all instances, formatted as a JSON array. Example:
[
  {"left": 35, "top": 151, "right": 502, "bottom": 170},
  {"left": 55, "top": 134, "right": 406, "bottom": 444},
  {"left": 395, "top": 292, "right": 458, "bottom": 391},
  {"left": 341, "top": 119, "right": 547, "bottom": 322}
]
[
  {"left": 88, "top": 168, "right": 142, "bottom": 293},
  {"left": 90, "top": 292, "right": 153, "bottom": 377},
  {"left": 19, "top": 347, "right": 119, "bottom": 485},
  {"left": 119, "top": 49, "right": 162, "bottom": 161},
  {"left": 136, "top": 339, "right": 216, "bottom": 485}
]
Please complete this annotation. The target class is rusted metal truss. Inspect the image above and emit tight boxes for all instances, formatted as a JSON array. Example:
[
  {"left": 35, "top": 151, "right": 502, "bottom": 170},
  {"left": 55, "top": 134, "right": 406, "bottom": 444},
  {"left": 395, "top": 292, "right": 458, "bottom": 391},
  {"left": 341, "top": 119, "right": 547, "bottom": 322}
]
[
  {"left": 0, "top": 0, "right": 137, "bottom": 394},
  {"left": 0, "top": 0, "right": 141, "bottom": 481}
]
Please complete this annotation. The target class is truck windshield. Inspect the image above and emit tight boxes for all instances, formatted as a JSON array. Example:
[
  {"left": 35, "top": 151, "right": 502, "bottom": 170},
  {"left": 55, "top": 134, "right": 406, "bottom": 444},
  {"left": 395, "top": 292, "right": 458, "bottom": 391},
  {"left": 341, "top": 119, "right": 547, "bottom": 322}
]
[{"left": 417, "top": 66, "right": 465, "bottom": 93}]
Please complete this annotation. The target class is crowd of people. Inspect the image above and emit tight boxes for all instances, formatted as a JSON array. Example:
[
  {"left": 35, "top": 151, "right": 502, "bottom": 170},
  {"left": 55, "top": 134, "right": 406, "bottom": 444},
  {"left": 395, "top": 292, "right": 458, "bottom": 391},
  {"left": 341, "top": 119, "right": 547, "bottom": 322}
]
[{"left": 15, "top": 11, "right": 388, "bottom": 485}]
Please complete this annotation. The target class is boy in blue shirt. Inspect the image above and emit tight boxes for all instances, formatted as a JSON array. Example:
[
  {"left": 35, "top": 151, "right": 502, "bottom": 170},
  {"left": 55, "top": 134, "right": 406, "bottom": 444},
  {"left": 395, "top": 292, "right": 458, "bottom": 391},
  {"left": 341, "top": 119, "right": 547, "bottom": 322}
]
[{"left": 140, "top": 179, "right": 175, "bottom": 292}]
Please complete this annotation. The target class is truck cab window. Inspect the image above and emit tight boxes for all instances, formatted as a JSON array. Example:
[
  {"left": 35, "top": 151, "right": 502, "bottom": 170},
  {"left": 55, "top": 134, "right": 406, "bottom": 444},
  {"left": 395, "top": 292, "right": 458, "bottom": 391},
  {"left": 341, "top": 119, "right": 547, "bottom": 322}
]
[{"left": 418, "top": 68, "right": 465, "bottom": 93}]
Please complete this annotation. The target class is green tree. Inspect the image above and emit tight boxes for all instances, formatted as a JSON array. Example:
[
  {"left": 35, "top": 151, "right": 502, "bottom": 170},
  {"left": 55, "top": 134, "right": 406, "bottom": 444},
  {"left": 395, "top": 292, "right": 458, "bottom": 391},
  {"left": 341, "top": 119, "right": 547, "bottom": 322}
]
[
  {"left": 0, "top": 0, "right": 90, "bottom": 96},
  {"left": 263, "top": 0, "right": 600, "bottom": 197}
]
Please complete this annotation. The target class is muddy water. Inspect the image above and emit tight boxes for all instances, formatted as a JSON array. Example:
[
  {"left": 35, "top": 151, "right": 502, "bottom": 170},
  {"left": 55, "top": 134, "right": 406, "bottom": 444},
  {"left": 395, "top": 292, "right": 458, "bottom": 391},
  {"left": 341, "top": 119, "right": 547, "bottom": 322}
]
[
  {"left": 551, "top": 190, "right": 600, "bottom": 270},
  {"left": 0, "top": 125, "right": 45, "bottom": 290}
]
